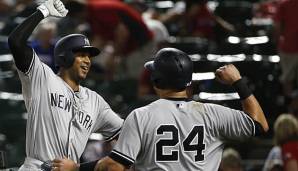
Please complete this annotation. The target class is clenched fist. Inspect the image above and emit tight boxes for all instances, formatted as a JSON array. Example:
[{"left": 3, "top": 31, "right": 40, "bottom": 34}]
[{"left": 215, "top": 64, "right": 241, "bottom": 85}]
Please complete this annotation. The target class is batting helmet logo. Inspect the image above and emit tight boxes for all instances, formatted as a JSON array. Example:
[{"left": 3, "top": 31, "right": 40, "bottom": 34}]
[{"left": 84, "top": 37, "right": 90, "bottom": 45}]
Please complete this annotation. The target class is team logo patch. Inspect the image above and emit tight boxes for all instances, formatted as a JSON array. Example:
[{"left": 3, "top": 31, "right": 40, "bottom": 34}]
[{"left": 84, "top": 38, "right": 90, "bottom": 45}]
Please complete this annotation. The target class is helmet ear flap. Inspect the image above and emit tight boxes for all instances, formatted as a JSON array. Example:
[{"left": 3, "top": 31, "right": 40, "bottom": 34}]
[
  {"left": 56, "top": 50, "right": 75, "bottom": 68},
  {"left": 64, "top": 50, "right": 75, "bottom": 68},
  {"left": 150, "top": 70, "right": 167, "bottom": 89},
  {"left": 150, "top": 69, "right": 159, "bottom": 88}
]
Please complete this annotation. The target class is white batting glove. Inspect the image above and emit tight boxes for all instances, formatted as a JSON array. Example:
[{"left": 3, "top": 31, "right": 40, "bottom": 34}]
[{"left": 37, "top": 0, "right": 68, "bottom": 18}]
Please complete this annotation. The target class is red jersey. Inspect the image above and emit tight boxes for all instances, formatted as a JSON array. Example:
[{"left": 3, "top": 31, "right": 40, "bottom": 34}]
[
  {"left": 87, "top": 0, "right": 153, "bottom": 55},
  {"left": 255, "top": 0, "right": 279, "bottom": 19},
  {"left": 191, "top": 4, "right": 215, "bottom": 39},
  {"left": 282, "top": 140, "right": 298, "bottom": 166},
  {"left": 274, "top": 0, "right": 298, "bottom": 53}
]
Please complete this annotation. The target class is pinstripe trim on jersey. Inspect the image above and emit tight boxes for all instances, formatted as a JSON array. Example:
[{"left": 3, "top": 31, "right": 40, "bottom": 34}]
[
  {"left": 24, "top": 51, "right": 36, "bottom": 75},
  {"left": 105, "top": 128, "right": 121, "bottom": 141},
  {"left": 243, "top": 112, "right": 256, "bottom": 136},
  {"left": 109, "top": 150, "right": 135, "bottom": 166}
]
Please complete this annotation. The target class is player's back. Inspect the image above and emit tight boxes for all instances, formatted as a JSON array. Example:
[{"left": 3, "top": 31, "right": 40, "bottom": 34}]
[
  {"left": 131, "top": 98, "right": 220, "bottom": 170},
  {"left": 126, "top": 98, "right": 254, "bottom": 171}
]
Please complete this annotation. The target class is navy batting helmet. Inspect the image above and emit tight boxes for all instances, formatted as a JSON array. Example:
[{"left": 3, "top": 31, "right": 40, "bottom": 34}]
[
  {"left": 144, "top": 48, "right": 193, "bottom": 90},
  {"left": 54, "top": 34, "right": 100, "bottom": 68}
]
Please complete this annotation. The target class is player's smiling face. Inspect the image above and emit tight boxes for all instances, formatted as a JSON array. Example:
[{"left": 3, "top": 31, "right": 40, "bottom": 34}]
[{"left": 70, "top": 51, "right": 91, "bottom": 80}]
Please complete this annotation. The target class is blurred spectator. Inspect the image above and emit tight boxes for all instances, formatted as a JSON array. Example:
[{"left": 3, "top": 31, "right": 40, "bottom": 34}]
[
  {"left": 159, "top": 0, "right": 235, "bottom": 39},
  {"left": 0, "top": 0, "right": 36, "bottom": 36},
  {"left": 86, "top": 0, "right": 153, "bottom": 80},
  {"left": 56, "top": 0, "right": 90, "bottom": 37},
  {"left": 0, "top": 0, "right": 14, "bottom": 21},
  {"left": 263, "top": 146, "right": 283, "bottom": 171},
  {"left": 219, "top": 148, "right": 244, "bottom": 171},
  {"left": 31, "top": 19, "right": 57, "bottom": 72},
  {"left": 253, "top": 0, "right": 279, "bottom": 19},
  {"left": 263, "top": 113, "right": 298, "bottom": 171},
  {"left": 273, "top": 0, "right": 298, "bottom": 100},
  {"left": 126, "top": 0, "right": 170, "bottom": 98},
  {"left": 127, "top": 0, "right": 169, "bottom": 50},
  {"left": 275, "top": 114, "right": 298, "bottom": 171}
]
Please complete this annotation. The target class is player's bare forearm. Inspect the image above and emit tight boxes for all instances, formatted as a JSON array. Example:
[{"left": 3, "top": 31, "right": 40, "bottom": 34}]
[
  {"left": 241, "top": 95, "right": 269, "bottom": 132},
  {"left": 95, "top": 157, "right": 125, "bottom": 171},
  {"left": 215, "top": 64, "right": 269, "bottom": 132}
]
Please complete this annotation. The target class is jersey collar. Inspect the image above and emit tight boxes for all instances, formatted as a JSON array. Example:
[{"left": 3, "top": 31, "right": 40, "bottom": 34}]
[{"left": 163, "top": 98, "right": 192, "bottom": 101}]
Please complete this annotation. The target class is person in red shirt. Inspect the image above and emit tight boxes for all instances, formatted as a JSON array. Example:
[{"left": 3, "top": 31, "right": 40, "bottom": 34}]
[
  {"left": 254, "top": 0, "right": 279, "bottom": 19},
  {"left": 282, "top": 141, "right": 298, "bottom": 171},
  {"left": 160, "top": 0, "right": 235, "bottom": 39},
  {"left": 87, "top": 0, "right": 153, "bottom": 80},
  {"left": 274, "top": 0, "right": 298, "bottom": 99},
  {"left": 273, "top": 114, "right": 298, "bottom": 171}
]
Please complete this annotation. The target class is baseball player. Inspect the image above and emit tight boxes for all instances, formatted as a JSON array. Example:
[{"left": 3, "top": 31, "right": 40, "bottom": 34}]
[
  {"left": 7, "top": 0, "right": 123, "bottom": 170},
  {"left": 52, "top": 48, "right": 269, "bottom": 171}
]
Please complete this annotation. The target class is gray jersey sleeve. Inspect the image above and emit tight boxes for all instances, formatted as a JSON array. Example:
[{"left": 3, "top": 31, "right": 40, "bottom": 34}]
[
  {"left": 17, "top": 51, "right": 53, "bottom": 105},
  {"left": 109, "top": 110, "right": 140, "bottom": 166},
  {"left": 92, "top": 97, "right": 123, "bottom": 141},
  {"left": 204, "top": 103, "right": 255, "bottom": 140}
]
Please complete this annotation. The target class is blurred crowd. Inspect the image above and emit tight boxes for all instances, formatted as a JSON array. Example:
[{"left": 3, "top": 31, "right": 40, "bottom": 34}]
[{"left": 0, "top": 0, "right": 298, "bottom": 170}]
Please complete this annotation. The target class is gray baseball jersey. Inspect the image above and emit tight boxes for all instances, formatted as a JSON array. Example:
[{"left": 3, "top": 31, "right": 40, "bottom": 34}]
[
  {"left": 109, "top": 98, "right": 255, "bottom": 171},
  {"left": 17, "top": 52, "right": 123, "bottom": 165}
]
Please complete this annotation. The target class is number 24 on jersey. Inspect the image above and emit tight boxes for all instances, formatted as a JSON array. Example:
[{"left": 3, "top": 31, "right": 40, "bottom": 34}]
[{"left": 155, "top": 125, "right": 206, "bottom": 162}]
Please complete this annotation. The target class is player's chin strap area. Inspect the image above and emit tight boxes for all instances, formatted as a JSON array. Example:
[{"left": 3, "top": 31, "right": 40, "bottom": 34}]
[{"left": 23, "top": 157, "right": 52, "bottom": 171}]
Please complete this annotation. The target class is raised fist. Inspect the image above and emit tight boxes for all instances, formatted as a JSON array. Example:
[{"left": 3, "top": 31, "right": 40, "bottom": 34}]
[{"left": 215, "top": 64, "right": 242, "bottom": 85}]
